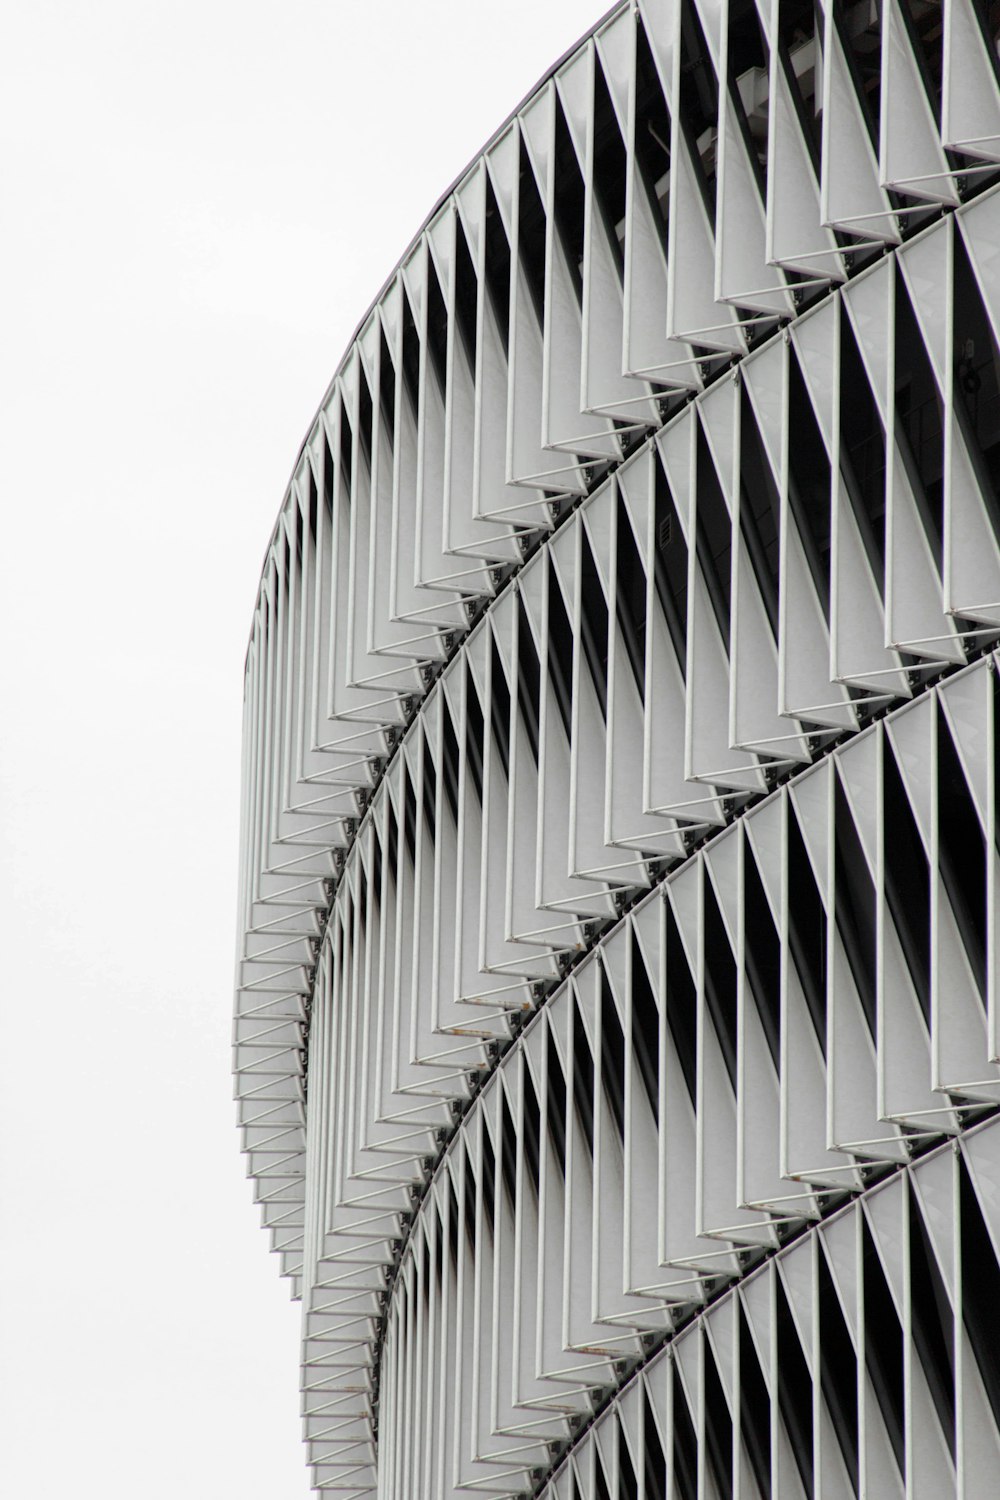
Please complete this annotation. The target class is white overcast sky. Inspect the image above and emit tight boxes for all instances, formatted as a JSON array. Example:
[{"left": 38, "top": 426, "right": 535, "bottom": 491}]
[{"left": 0, "top": 3, "right": 605, "bottom": 1496}]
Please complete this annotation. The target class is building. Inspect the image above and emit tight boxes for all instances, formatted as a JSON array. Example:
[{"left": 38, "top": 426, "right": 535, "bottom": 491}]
[{"left": 234, "top": 3, "right": 1000, "bottom": 1495}]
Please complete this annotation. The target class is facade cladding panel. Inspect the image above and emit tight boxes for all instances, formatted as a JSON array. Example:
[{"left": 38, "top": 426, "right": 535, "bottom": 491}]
[{"left": 235, "top": 3, "right": 1000, "bottom": 1496}]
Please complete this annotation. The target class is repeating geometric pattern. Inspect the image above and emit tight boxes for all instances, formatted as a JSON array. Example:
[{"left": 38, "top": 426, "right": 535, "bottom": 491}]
[{"left": 234, "top": 2, "right": 1000, "bottom": 1495}]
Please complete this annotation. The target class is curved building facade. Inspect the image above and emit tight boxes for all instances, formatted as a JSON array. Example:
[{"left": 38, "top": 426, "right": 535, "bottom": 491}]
[{"left": 235, "top": 3, "right": 1000, "bottom": 1495}]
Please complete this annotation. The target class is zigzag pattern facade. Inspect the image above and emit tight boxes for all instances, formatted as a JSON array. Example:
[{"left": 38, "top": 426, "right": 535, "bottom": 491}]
[{"left": 235, "top": 2, "right": 1000, "bottom": 1494}]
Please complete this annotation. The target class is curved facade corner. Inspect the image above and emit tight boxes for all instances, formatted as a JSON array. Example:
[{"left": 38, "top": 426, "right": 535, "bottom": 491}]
[{"left": 235, "top": 3, "right": 1000, "bottom": 1495}]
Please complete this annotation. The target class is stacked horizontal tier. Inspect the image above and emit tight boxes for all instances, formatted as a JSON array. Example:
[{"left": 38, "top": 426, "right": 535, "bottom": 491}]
[{"left": 378, "top": 1118, "right": 1000, "bottom": 1500}]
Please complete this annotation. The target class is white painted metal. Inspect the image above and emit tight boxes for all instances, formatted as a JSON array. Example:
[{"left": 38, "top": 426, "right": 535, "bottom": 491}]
[{"left": 235, "top": 5, "right": 1000, "bottom": 1494}]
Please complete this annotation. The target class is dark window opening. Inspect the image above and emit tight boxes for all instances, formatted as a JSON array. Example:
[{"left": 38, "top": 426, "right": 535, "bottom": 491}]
[
  {"left": 678, "top": 1, "right": 720, "bottom": 220},
  {"left": 517, "top": 135, "right": 548, "bottom": 325},
  {"left": 592, "top": 56, "right": 628, "bottom": 279},
  {"left": 402, "top": 766, "right": 418, "bottom": 868},
  {"left": 425, "top": 255, "right": 449, "bottom": 393},
  {"left": 774, "top": 0, "right": 824, "bottom": 169},
  {"left": 740, "top": 1304, "right": 773, "bottom": 1499},
  {"left": 521, "top": 1059, "right": 542, "bottom": 1198},
  {"left": 357, "top": 365, "right": 374, "bottom": 474},
  {"left": 600, "top": 966, "right": 627, "bottom": 1145},
  {"left": 787, "top": 348, "right": 833, "bottom": 615},
  {"left": 744, "top": 840, "right": 782, "bottom": 1070},
  {"left": 593, "top": 1443, "right": 614, "bottom": 1500},
  {"left": 617, "top": 1412, "right": 640, "bottom": 1500},
  {"left": 839, "top": 305, "right": 887, "bottom": 584},
  {"left": 616, "top": 492, "right": 648, "bottom": 697},
  {"left": 580, "top": 525, "right": 610, "bottom": 719},
  {"left": 726, "top": 0, "right": 770, "bottom": 190},
  {"left": 355, "top": 869, "right": 367, "bottom": 939},
  {"left": 631, "top": 929, "right": 661, "bottom": 1124},
  {"left": 305, "top": 466, "right": 319, "bottom": 545},
  {"left": 453, "top": 214, "right": 478, "bottom": 377},
  {"left": 653, "top": 454, "right": 689, "bottom": 670},
  {"left": 461, "top": 1142, "right": 478, "bottom": 1255},
  {"left": 704, "top": 1338, "right": 735, "bottom": 1500},
  {"left": 281, "top": 527, "right": 293, "bottom": 598},
  {"left": 338, "top": 401, "right": 354, "bottom": 503},
  {"left": 378, "top": 329, "right": 396, "bottom": 436},
  {"left": 322, "top": 434, "right": 335, "bottom": 519},
  {"left": 480, "top": 1128, "right": 497, "bottom": 1236},
  {"left": 440, "top": 694, "right": 461, "bottom": 826},
  {"left": 665, "top": 896, "right": 699, "bottom": 1107},
  {"left": 952, "top": 226, "right": 1000, "bottom": 527},
  {"left": 673, "top": 1361, "right": 700, "bottom": 1500},
  {"left": 499, "top": 1086, "right": 518, "bottom": 1209},
  {"left": 420, "top": 737, "right": 437, "bottom": 840},
  {"left": 633, "top": 18, "right": 673, "bottom": 232},
  {"left": 419, "top": 1231, "right": 433, "bottom": 1309},
  {"left": 817, "top": 1240, "right": 860, "bottom": 1493},
  {"left": 552, "top": 94, "right": 586, "bottom": 303},
  {"left": 937, "top": 703, "right": 988, "bottom": 1004},
  {"left": 370, "top": 823, "right": 384, "bottom": 914},
  {"left": 465, "top": 661, "right": 486, "bottom": 805},
  {"left": 384, "top": 804, "right": 399, "bottom": 892},
  {"left": 401, "top": 292, "right": 421, "bottom": 416},
  {"left": 644, "top": 1388, "right": 669, "bottom": 1498},
  {"left": 483, "top": 173, "right": 511, "bottom": 347},
  {"left": 294, "top": 488, "right": 305, "bottom": 571},
  {"left": 894, "top": 266, "right": 944, "bottom": 569},
  {"left": 489, "top": 635, "right": 512, "bottom": 782},
  {"left": 969, "top": 0, "right": 1000, "bottom": 97},
  {"left": 547, "top": 552, "right": 575, "bottom": 740},
  {"left": 777, "top": 1275, "right": 815, "bottom": 1498},
  {"left": 787, "top": 797, "right": 828, "bottom": 1052},
  {"left": 572, "top": 998, "right": 596, "bottom": 1158},
  {"left": 703, "top": 870, "right": 739, "bottom": 1089},
  {"left": 738, "top": 384, "right": 782, "bottom": 629},
  {"left": 883, "top": 733, "right": 932, "bottom": 1022},
  {"left": 433, "top": 1211, "right": 445, "bottom": 1292},
  {"left": 899, "top": 0, "right": 944, "bottom": 125},
  {"left": 862, "top": 1216, "right": 906, "bottom": 1474},
  {"left": 834, "top": 772, "right": 878, "bottom": 1038},
  {"left": 546, "top": 1025, "right": 568, "bottom": 1177},
  {"left": 516, "top": 593, "right": 541, "bottom": 763},
  {"left": 833, "top": 1, "right": 883, "bottom": 151},
  {"left": 908, "top": 1186, "right": 956, "bottom": 1455},
  {"left": 345, "top": 907, "right": 358, "bottom": 976},
  {"left": 446, "top": 1177, "right": 460, "bottom": 1272},
  {"left": 959, "top": 1153, "right": 1000, "bottom": 1428},
  {"left": 695, "top": 421, "right": 733, "bottom": 651}
]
